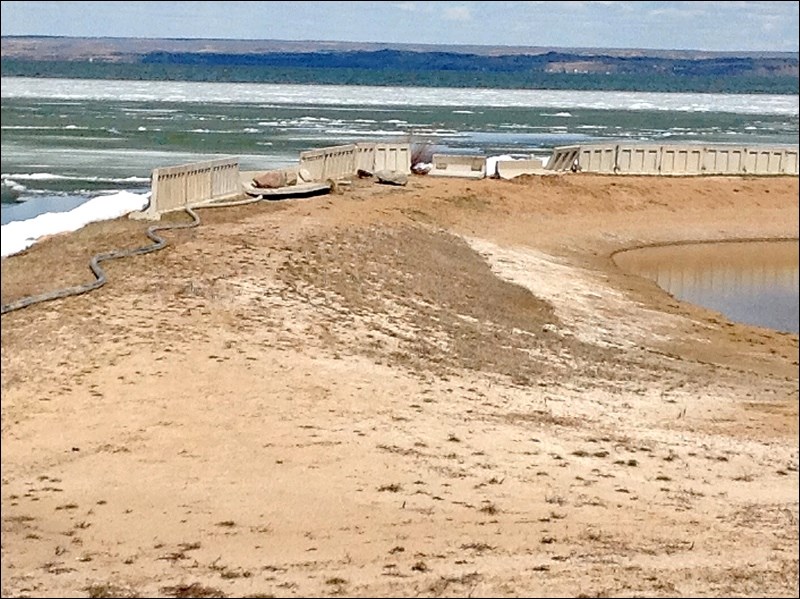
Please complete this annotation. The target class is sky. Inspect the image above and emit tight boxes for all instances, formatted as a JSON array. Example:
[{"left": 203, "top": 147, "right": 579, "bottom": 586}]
[{"left": 1, "top": 1, "right": 798, "bottom": 53}]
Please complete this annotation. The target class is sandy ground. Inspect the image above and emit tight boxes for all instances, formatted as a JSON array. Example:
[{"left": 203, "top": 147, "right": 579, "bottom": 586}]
[{"left": 1, "top": 173, "right": 798, "bottom": 598}]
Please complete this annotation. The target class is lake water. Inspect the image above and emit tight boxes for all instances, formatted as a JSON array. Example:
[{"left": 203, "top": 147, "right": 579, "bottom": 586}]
[
  {"left": 2, "top": 77, "right": 798, "bottom": 225},
  {"left": 614, "top": 240, "right": 799, "bottom": 335}
]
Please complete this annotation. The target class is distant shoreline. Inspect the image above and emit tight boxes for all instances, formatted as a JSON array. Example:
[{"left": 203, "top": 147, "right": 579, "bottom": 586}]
[
  {"left": 4, "top": 34, "right": 797, "bottom": 59},
  {"left": 2, "top": 61, "right": 796, "bottom": 95},
  {"left": 2, "top": 35, "right": 797, "bottom": 95}
]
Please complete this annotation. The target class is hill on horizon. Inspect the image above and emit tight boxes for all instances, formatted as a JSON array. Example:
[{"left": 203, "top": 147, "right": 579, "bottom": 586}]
[
  {"left": 2, "top": 36, "right": 797, "bottom": 95},
  {"left": 2, "top": 35, "right": 797, "bottom": 61}
]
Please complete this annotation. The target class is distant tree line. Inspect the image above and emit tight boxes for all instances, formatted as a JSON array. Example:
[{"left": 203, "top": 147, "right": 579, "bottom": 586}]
[
  {"left": 2, "top": 57, "right": 797, "bottom": 95},
  {"left": 139, "top": 49, "right": 798, "bottom": 78}
]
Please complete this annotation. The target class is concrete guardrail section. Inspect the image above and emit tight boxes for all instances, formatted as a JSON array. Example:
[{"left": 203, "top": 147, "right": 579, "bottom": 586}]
[
  {"left": 496, "top": 157, "right": 546, "bottom": 180},
  {"left": 544, "top": 146, "right": 581, "bottom": 171},
  {"left": 355, "top": 144, "right": 376, "bottom": 173},
  {"left": 298, "top": 144, "right": 358, "bottom": 181},
  {"left": 374, "top": 143, "right": 412, "bottom": 173},
  {"left": 131, "top": 157, "right": 241, "bottom": 220},
  {"left": 428, "top": 154, "right": 487, "bottom": 179},
  {"left": 545, "top": 143, "right": 799, "bottom": 176},
  {"left": 134, "top": 141, "right": 797, "bottom": 221},
  {"left": 134, "top": 143, "right": 413, "bottom": 219},
  {"left": 299, "top": 143, "right": 412, "bottom": 181}
]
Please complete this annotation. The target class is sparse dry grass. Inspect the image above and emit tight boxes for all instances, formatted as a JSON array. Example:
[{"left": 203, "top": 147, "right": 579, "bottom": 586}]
[
  {"left": 160, "top": 582, "right": 227, "bottom": 598},
  {"left": 276, "top": 223, "right": 627, "bottom": 384}
]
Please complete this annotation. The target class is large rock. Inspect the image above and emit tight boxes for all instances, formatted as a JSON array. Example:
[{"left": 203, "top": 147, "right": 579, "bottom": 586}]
[
  {"left": 374, "top": 169, "right": 408, "bottom": 186},
  {"left": 252, "top": 170, "right": 287, "bottom": 189}
]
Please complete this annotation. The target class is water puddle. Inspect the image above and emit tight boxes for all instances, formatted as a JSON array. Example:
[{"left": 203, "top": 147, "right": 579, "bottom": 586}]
[{"left": 613, "top": 240, "right": 799, "bottom": 334}]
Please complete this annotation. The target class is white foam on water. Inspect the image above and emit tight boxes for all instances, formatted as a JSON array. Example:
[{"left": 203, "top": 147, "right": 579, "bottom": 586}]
[
  {"left": 1, "top": 125, "right": 64, "bottom": 130},
  {"left": 2, "top": 173, "right": 151, "bottom": 184},
  {"left": 324, "top": 128, "right": 407, "bottom": 136},
  {"left": 1, "top": 191, "right": 150, "bottom": 258},
  {"left": 2, "top": 172, "right": 70, "bottom": 181},
  {"left": 2, "top": 179, "right": 28, "bottom": 193},
  {"left": 3, "top": 77, "right": 796, "bottom": 115}
]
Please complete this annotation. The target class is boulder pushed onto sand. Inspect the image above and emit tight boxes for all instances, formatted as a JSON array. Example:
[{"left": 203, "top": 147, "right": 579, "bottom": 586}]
[
  {"left": 252, "top": 171, "right": 288, "bottom": 189},
  {"left": 374, "top": 170, "right": 408, "bottom": 186}
]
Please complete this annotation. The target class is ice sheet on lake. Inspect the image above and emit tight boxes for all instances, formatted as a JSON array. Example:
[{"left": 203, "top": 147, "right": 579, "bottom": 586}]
[{"left": 1, "top": 191, "right": 150, "bottom": 258}]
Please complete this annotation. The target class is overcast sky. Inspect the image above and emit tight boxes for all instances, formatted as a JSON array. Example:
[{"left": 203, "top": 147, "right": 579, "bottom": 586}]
[{"left": 1, "top": 1, "right": 798, "bottom": 52}]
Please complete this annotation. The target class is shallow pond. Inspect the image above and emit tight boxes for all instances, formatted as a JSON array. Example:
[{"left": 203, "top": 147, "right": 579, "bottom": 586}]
[{"left": 613, "top": 240, "right": 799, "bottom": 335}]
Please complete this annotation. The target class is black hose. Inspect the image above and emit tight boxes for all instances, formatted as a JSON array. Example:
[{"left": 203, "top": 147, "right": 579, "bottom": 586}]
[{"left": 1, "top": 205, "right": 206, "bottom": 315}]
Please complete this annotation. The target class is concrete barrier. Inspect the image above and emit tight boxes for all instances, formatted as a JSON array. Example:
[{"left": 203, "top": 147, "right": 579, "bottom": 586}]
[
  {"left": 703, "top": 146, "right": 745, "bottom": 174},
  {"left": 299, "top": 144, "right": 358, "bottom": 181},
  {"left": 130, "top": 157, "right": 240, "bottom": 220},
  {"left": 781, "top": 149, "right": 799, "bottom": 174},
  {"left": 299, "top": 143, "right": 411, "bottom": 180},
  {"left": 744, "top": 147, "right": 796, "bottom": 175},
  {"left": 496, "top": 158, "right": 545, "bottom": 180},
  {"left": 660, "top": 146, "right": 703, "bottom": 175},
  {"left": 579, "top": 146, "right": 616, "bottom": 173},
  {"left": 374, "top": 143, "right": 411, "bottom": 174},
  {"left": 616, "top": 146, "right": 661, "bottom": 175},
  {"left": 545, "top": 143, "right": 799, "bottom": 176},
  {"left": 428, "top": 154, "right": 487, "bottom": 179},
  {"left": 544, "top": 146, "right": 580, "bottom": 171},
  {"left": 355, "top": 144, "right": 376, "bottom": 173}
]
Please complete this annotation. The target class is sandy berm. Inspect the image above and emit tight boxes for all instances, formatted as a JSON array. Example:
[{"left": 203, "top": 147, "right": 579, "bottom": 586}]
[{"left": 1, "top": 173, "right": 798, "bottom": 598}]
